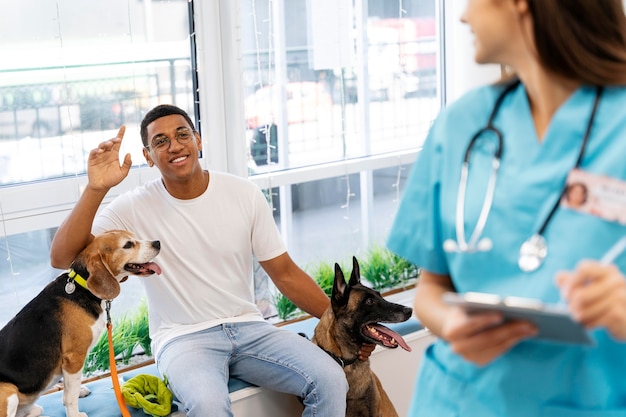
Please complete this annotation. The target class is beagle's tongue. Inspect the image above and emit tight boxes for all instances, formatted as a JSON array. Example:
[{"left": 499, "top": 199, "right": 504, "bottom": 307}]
[
  {"left": 126, "top": 261, "right": 162, "bottom": 276},
  {"left": 368, "top": 324, "right": 412, "bottom": 352},
  {"left": 141, "top": 262, "right": 162, "bottom": 275}
]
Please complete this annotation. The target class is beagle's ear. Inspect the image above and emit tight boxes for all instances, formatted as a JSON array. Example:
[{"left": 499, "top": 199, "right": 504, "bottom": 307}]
[
  {"left": 86, "top": 262, "right": 121, "bottom": 300},
  {"left": 76, "top": 241, "right": 121, "bottom": 299}
]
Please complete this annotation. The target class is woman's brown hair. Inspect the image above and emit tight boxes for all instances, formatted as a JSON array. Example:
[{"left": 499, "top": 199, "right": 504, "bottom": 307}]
[{"left": 529, "top": 0, "right": 626, "bottom": 85}]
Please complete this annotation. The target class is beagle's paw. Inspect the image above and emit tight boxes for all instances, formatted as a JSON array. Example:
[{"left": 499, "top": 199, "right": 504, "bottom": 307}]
[
  {"left": 79, "top": 385, "right": 91, "bottom": 398},
  {"left": 24, "top": 404, "right": 44, "bottom": 417}
]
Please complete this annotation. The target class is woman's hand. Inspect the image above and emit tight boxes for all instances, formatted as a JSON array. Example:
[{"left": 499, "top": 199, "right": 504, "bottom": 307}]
[
  {"left": 440, "top": 307, "right": 537, "bottom": 366},
  {"left": 556, "top": 260, "right": 626, "bottom": 340},
  {"left": 413, "top": 271, "right": 537, "bottom": 367}
]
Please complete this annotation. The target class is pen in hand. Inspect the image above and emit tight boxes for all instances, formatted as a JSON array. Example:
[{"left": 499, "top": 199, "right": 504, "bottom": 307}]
[
  {"left": 557, "top": 236, "right": 626, "bottom": 307},
  {"left": 600, "top": 236, "right": 626, "bottom": 265}
]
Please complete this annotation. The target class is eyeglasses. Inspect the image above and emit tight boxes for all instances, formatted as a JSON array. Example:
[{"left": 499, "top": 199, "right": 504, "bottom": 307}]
[{"left": 146, "top": 128, "right": 195, "bottom": 152}]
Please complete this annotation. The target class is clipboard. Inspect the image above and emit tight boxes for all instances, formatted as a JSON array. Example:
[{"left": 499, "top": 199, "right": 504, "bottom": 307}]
[{"left": 442, "top": 292, "right": 594, "bottom": 345}]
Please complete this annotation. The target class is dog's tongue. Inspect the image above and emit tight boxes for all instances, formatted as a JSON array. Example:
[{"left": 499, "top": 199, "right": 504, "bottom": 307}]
[
  {"left": 140, "top": 262, "right": 162, "bottom": 275},
  {"left": 370, "top": 324, "right": 412, "bottom": 352},
  {"left": 125, "top": 261, "right": 162, "bottom": 276}
]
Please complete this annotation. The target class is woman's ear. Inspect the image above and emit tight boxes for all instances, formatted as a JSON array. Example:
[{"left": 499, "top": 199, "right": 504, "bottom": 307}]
[{"left": 514, "top": 0, "right": 530, "bottom": 15}]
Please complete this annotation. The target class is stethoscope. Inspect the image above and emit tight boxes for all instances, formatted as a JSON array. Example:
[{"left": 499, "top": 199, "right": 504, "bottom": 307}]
[{"left": 443, "top": 79, "right": 603, "bottom": 272}]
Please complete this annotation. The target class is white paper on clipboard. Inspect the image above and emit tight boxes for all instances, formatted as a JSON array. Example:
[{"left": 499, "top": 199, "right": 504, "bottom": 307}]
[{"left": 442, "top": 292, "right": 594, "bottom": 345}]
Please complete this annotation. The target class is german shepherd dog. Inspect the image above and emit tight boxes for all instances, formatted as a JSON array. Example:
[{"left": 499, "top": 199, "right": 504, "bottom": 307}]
[{"left": 312, "top": 257, "right": 413, "bottom": 417}]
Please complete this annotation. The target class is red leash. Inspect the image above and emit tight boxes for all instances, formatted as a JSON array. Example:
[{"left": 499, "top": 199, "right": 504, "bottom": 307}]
[{"left": 106, "top": 301, "right": 132, "bottom": 417}]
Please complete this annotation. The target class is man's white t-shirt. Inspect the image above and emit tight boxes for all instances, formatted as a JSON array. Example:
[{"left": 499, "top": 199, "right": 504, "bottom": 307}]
[{"left": 92, "top": 171, "right": 287, "bottom": 356}]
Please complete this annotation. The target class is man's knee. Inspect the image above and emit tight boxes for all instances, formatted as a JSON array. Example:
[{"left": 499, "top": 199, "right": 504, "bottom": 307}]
[
  {"left": 309, "top": 360, "right": 349, "bottom": 396},
  {"left": 179, "top": 390, "right": 233, "bottom": 417}
]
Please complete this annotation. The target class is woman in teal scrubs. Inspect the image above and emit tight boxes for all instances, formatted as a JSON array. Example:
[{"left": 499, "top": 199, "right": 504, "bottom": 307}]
[{"left": 387, "top": 1, "right": 626, "bottom": 416}]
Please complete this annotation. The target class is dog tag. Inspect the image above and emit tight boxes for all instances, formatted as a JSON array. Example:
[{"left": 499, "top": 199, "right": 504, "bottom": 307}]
[{"left": 65, "top": 281, "right": 76, "bottom": 294}]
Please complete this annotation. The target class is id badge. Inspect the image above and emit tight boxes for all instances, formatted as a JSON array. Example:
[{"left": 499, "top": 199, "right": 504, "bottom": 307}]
[{"left": 561, "top": 168, "right": 626, "bottom": 224}]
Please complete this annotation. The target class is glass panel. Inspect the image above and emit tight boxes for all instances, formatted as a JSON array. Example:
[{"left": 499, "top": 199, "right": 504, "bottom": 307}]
[
  {"left": 260, "top": 163, "right": 414, "bottom": 321},
  {"left": 241, "top": 0, "right": 440, "bottom": 173},
  {"left": 0, "top": 0, "right": 194, "bottom": 185},
  {"left": 273, "top": 165, "right": 412, "bottom": 266},
  {"left": 0, "top": 228, "right": 146, "bottom": 328},
  {"left": 0, "top": 229, "right": 58, "bottom": 327}
]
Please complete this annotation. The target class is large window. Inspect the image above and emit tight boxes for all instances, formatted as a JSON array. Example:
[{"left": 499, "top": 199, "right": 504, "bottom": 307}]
[
  {"left": 0, "top": 0, "right": 195, "bottom": 323},
  {"left": 237, "top": 0, "right": 441, "bottom": 307},
  {"left": 0, "top": 0, "right": 446, "bottom": 338},
  {"left": 0, "top": 0, "right": 195, "bottom": 185}
]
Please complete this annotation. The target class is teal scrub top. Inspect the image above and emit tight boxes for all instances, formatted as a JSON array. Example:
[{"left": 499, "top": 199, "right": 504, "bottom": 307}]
[{"left": 387, "top": 82, "right": 626, "bottom": 417}]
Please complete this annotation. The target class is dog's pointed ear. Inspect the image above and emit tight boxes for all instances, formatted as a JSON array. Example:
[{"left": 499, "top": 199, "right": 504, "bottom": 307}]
[
  {"left": 331, "top": 263, "right": 349, "bottom": 309},
  {"left": 348, "top": 256, "right": 361, "bottom": 287}
]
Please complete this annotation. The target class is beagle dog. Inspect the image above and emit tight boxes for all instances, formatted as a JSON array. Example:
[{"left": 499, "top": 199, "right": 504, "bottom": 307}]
[{"left": 0, "top": 230, "right": 161, "bottom": 417}]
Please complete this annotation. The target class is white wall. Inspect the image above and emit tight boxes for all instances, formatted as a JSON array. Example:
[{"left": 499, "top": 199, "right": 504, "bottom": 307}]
[{"left": 442, "top": 0, "right": 501, "bottom": 104}]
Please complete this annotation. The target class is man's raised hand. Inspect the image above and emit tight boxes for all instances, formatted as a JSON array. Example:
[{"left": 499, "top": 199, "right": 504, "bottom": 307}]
[{"left": 87, "top": 126, "right": 132, "bottom": 192}]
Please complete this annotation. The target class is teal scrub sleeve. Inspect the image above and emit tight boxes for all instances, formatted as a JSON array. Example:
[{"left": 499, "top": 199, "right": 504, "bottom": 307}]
[{"left": 387, "top": 116, "right": 449, "bottom": 275}]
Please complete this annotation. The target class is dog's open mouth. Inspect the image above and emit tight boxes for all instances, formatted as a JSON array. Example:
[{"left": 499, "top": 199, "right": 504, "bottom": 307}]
[
  {"left": 362, "top": 323, "right": 412, "bottom": 352},
  {"left": 125, "top": 261, "right": 162, "bottom": 276}
]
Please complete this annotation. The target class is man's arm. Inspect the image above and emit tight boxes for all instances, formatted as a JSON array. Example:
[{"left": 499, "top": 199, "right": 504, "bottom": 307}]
[
  {"left": 260, "top": 252, "right": 329, "bottom": 319},
  {"left": 262, "top": 252, "right": 376, "bottom": 360},
  {"left": 50, "top": 127, "right": 132, "bottom": 269},
  {"left": 50, "top": 186, "right": 105, "bottom": 269}
]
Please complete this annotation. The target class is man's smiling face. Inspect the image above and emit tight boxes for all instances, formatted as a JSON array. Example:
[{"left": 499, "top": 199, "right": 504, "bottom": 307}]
[{"left": 143, "top": 114, "right": 203, "bottom": 180}]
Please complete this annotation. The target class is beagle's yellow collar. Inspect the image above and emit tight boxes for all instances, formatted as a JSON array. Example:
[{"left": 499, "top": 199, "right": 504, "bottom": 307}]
[{"left": 68, "top": 269, "right": 88, "bottom": 290}]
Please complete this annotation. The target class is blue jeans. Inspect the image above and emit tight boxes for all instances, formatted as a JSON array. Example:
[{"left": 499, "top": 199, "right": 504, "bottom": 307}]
[{"left": 156, "top": 321, "right": 348, "bottom": 417}]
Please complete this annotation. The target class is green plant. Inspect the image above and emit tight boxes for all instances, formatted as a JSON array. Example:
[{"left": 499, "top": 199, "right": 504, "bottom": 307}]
[
  {"left": 274, "top": 260, "right": 345, "bottom": 320},
  {"left": 360, "top": 246, "right": 420, "bottom": 292},
  {"left": 309, "top": 261, "right": 339, "bottom": 297},
  {"left": 271, "top": 249, "right": 419, "bottom": 321},
  {"left": 274, "top": 292, "right": 301, "bottom": 321},
  {"left": 387, "top": 252, "right": 420, "bottom": 282},
  {"left": 83, "top": 299, "right": 152, "bottom": 376},
  {"left": 133, "top": 300, "right": 152, "bottom": 356}
]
